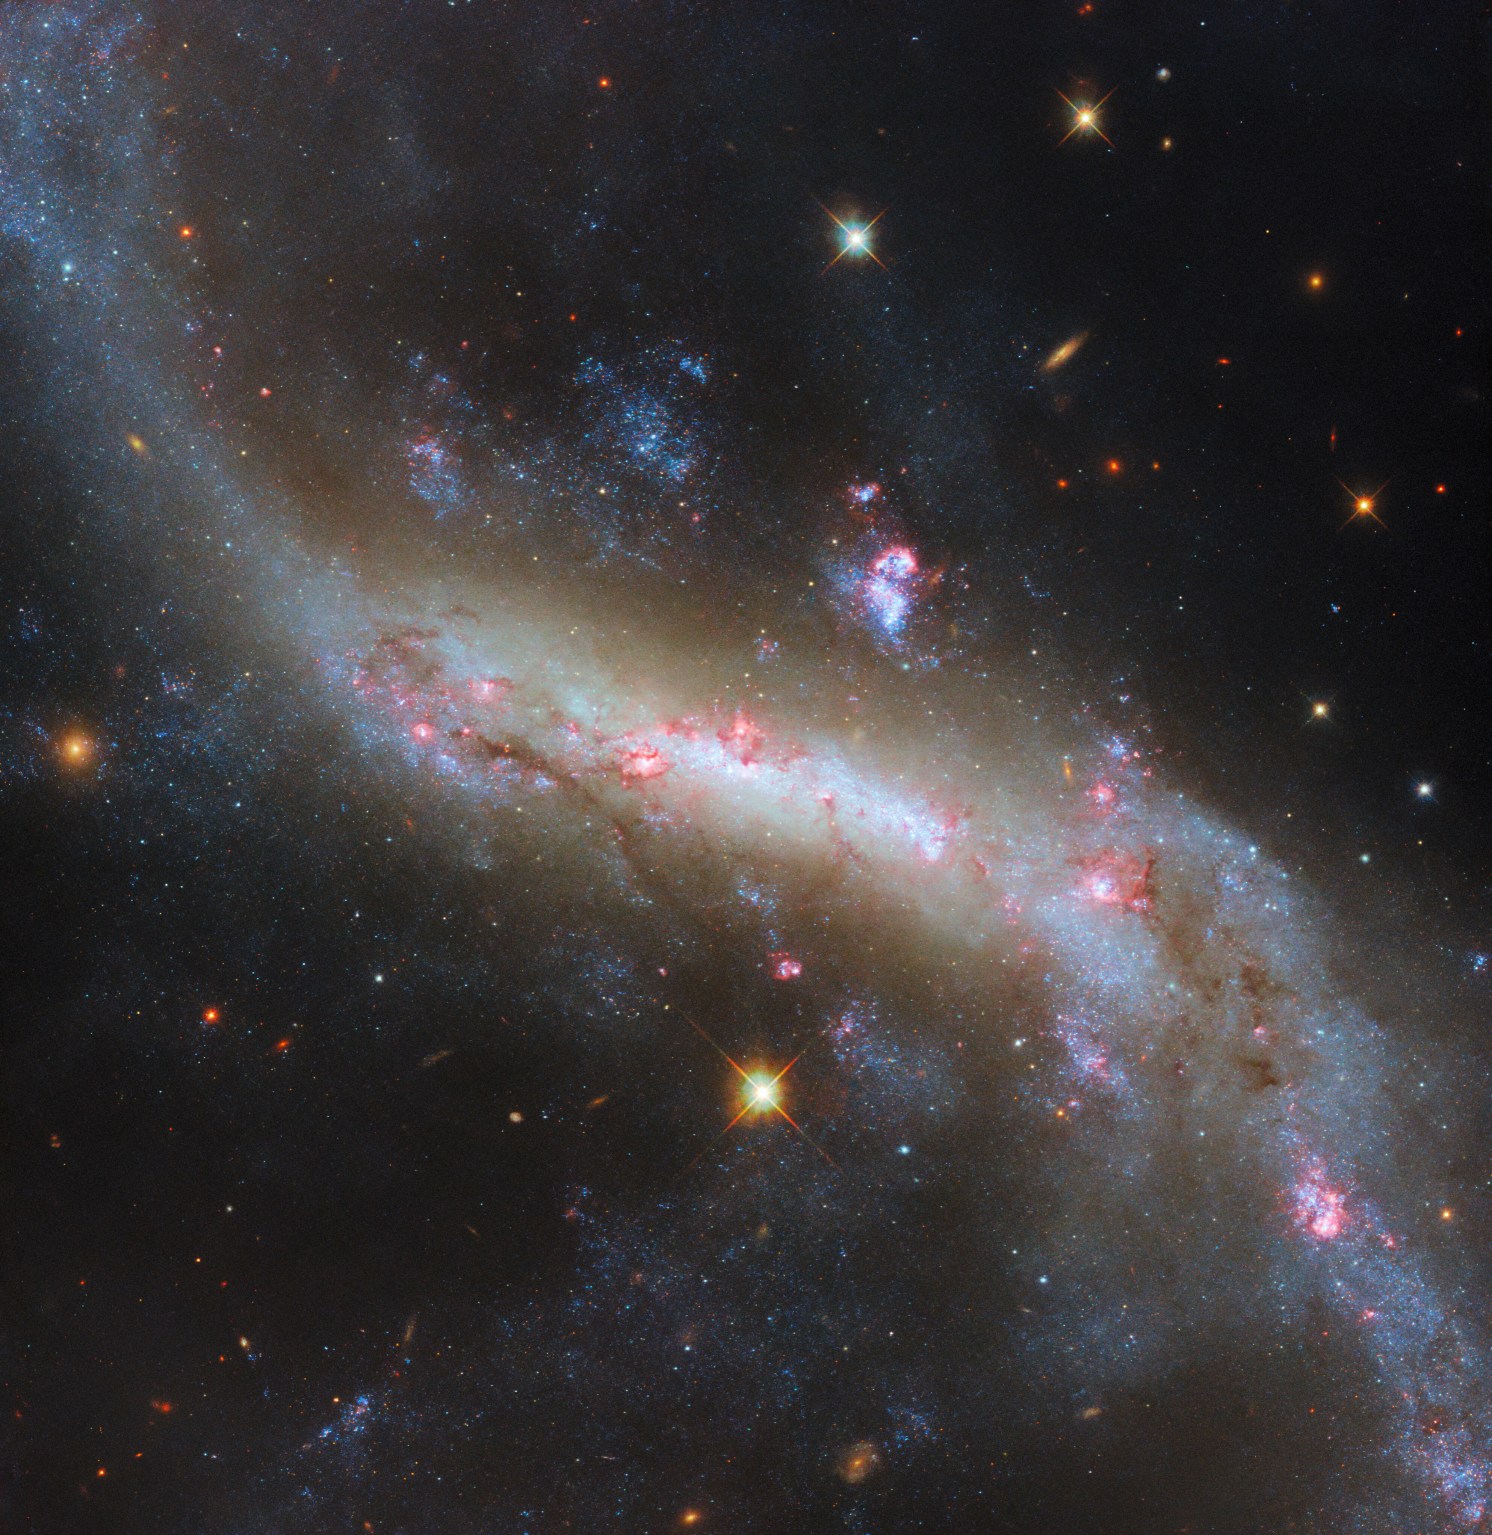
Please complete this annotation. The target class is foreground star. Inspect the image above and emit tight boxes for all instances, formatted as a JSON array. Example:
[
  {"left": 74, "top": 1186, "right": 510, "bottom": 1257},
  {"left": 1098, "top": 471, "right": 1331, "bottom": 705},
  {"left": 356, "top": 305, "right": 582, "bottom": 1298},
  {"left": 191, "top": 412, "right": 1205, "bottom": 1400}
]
[
  {"left": 685, "top": 1016, "right": 835, "bottom": 1164},
  {"left": 1338, "top": 477, "right": 1389, "bottom": 528},
  {"left": 1057, "top": 89, "right": 1115, "bottom": 147},
  {"left": 820, "top": 204, "right": 887, "bottom": 272}
]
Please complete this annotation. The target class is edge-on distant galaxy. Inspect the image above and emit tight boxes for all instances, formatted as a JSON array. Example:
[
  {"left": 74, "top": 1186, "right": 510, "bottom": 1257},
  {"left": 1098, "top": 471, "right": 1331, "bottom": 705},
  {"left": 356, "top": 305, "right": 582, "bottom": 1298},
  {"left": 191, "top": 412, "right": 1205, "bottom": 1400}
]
[{"left": 2, "top": 4, "right": 1488, "bottom": 1533}]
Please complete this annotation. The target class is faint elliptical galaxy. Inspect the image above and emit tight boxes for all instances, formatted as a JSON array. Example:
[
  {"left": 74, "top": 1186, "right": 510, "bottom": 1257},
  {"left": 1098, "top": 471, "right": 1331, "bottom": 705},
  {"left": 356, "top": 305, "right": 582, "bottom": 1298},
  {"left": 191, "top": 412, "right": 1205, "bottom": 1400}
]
[{"left": 2, "top": 5, "right": 1488, "bottom": 1534}]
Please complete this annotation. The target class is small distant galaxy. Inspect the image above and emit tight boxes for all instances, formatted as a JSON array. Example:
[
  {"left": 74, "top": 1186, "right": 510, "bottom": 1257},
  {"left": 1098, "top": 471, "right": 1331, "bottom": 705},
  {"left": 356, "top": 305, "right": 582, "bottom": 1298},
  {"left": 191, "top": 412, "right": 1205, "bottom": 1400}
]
[{"left": 1, "top": 5, "right": 1487, "bottom": 1534}]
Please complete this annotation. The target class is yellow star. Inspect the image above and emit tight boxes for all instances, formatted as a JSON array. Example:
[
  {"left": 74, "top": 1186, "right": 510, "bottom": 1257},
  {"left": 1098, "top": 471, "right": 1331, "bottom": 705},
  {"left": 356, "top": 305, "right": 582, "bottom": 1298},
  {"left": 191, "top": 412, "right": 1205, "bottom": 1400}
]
[{"left": 1058, "top": 89, "right": 1115, "bottom": 147}]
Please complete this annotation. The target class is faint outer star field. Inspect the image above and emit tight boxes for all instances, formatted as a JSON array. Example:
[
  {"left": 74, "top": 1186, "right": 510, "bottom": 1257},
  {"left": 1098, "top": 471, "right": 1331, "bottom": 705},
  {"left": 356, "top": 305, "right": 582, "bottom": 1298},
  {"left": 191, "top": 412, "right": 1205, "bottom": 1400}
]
[{"left": 1, "top": 4, "right": 1488, "bottom": 1533}]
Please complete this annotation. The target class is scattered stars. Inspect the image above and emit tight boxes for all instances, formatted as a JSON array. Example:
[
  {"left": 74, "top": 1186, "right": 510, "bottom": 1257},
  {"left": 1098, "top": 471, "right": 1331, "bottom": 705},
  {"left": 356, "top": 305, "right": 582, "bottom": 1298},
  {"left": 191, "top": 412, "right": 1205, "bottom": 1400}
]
[{"left": 3, "top": 12, "right": 1484, "bottom": 1529}]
